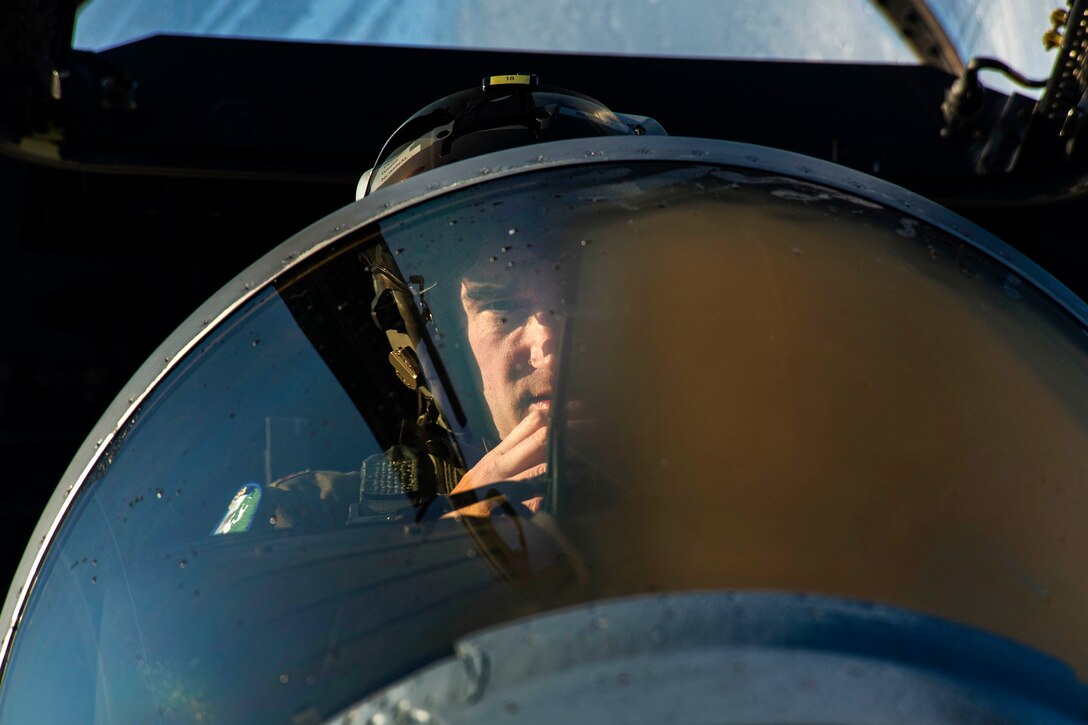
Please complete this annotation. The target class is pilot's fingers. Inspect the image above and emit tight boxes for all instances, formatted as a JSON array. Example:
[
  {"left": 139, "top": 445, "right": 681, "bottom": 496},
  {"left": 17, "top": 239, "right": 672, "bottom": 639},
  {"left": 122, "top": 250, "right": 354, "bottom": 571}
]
[
  {"left": 451, "top": 435, "right": 546, "bottom": 493},
  {"left": 451, "top": 411, "right": 549, "bottom": 494},
  {"left": 499, "top": 404, "right": 589, "bottom": 451},
  {"left": 454, "top": 411, "right": 599, "bottom": 494},
  {"left": 489, "top": 417, "right": 549, "bottom": 477},
  {"left": 496, "top": 408, "right": 550, "bottom": 451},
  {"left": 507, "top": 462, "right": 548, "bottom": 481}
]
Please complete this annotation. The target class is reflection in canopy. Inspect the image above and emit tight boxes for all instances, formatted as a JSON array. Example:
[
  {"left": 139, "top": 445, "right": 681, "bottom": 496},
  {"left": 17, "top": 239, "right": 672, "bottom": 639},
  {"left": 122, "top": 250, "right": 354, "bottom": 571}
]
[{"left": 562, "top": 184, "right": 1088, "bottom": 674}]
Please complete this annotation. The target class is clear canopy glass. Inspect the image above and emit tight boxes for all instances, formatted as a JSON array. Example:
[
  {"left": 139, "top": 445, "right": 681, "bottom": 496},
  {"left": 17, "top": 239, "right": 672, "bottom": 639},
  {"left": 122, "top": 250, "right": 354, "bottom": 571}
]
[
  {"left": 72, "top": 0, "right": 1063, "bottom": 79},
  {"left": 71, "top": 1, "right": 1065, "bottom": 95},
  {"left": 928, "top": 0, "right": 1057, "bottom": 80},
  {"left": 3, "top": 154, "right": 1087, "bottom": 723},
  {"left": 73, "top": 0, "right": 914, "bottom": 63}
]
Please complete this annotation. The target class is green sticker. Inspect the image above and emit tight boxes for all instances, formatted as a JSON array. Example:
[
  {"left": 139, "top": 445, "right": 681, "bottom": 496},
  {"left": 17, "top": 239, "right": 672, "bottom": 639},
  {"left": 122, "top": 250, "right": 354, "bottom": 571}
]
[{"left": 212, "top": 483, "right": 262, "bottom": 535}]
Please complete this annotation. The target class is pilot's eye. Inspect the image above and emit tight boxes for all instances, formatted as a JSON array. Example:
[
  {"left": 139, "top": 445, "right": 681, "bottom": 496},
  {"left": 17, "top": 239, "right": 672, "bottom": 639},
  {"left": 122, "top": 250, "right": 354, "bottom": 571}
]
[{"left": 479, "top": 297, "right": 523, "bottom": 314}]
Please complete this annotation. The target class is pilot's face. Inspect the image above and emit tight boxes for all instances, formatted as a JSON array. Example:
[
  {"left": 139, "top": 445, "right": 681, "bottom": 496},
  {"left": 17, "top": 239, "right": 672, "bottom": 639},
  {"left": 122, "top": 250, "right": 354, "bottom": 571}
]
[{"left": 460, "top": 256, "right": 562, "bottom": 438}]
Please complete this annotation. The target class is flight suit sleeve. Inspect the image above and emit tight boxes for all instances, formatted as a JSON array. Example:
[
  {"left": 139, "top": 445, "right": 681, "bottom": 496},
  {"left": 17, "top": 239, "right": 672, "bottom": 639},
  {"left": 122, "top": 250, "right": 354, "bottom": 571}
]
[{"left": 212, "top": 469, "right": 360, "bottom": 535}]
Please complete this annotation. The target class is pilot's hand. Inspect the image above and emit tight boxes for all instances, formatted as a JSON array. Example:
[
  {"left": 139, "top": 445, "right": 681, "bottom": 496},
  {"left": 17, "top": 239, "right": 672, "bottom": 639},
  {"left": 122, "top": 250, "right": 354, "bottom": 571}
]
[{"left": 448, "top": 409, "right": 549, "bottom": 516}]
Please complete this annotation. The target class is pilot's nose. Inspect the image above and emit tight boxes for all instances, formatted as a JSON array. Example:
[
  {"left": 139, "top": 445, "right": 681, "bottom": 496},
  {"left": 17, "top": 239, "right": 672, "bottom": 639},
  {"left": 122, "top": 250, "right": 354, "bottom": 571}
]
[{"left": 527, "top": 310, "right": 557, "bottom": 371}]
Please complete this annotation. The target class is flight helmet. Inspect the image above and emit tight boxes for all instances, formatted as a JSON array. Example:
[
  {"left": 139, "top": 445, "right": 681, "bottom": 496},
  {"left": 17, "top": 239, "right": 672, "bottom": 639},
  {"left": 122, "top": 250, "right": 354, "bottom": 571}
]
[{"left": 356, "top": 73, "right": 666, "bottom": 198}]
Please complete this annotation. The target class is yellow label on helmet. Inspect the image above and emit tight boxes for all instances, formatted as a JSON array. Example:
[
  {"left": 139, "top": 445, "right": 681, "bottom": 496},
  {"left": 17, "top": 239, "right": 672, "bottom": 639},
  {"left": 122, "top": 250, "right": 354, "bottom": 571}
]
[{"left": 488, "top": 74, "right": 533, "bottom": 86}]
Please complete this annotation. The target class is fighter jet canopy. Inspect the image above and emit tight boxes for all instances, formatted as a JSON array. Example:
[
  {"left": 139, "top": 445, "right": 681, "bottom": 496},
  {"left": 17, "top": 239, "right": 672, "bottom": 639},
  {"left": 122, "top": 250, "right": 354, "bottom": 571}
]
[{"left": 3, "top": 137, "right": 1088, "bottom": 723}]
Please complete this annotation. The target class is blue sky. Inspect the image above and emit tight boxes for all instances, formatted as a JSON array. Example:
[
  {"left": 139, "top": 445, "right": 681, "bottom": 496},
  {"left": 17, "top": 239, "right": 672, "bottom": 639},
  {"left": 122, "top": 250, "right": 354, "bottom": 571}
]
[
  {"left": 73, "top": 0, "right": 913, "bottom": 60},
  {"left": 74, "top": 1, "right": 1057, "bottom": 94}
]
